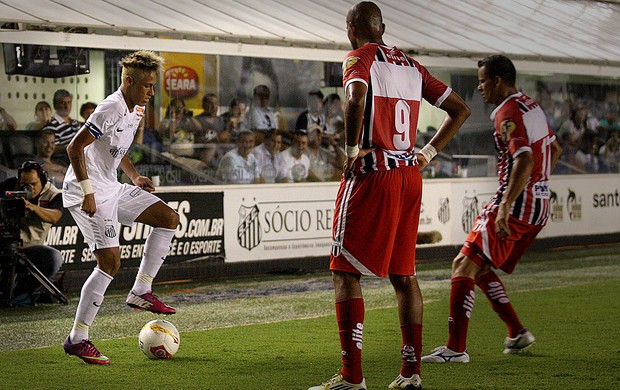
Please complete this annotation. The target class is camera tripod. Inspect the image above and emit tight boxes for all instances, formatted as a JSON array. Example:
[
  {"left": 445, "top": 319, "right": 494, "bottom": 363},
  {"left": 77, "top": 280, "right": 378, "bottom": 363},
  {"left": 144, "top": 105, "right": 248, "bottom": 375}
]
[{"left": 0, "top": 244, "right": 68, "bottom": 306}]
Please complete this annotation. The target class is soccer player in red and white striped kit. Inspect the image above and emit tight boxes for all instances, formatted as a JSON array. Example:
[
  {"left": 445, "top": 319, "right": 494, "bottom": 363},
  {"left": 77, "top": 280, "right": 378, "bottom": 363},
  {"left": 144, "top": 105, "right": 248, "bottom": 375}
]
[
  {"left": 309, "top": 2, "right": 471, "bottom": 389},
  {"left": 423, "top": 55, "right": 562, "bottom": 364}
]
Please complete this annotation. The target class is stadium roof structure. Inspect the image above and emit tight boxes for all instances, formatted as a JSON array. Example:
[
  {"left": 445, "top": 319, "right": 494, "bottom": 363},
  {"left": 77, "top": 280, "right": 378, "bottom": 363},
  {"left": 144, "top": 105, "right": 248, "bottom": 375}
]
[{"left": 0, "top": 0, "right": 619, "bottom": 76}]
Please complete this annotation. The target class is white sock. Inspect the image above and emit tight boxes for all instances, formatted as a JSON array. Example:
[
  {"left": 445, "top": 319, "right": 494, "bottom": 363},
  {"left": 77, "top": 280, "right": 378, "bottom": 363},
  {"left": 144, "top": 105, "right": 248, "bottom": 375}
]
[
  {"left": 69, "top": 267, "right": 113, "bottom": 343},
  {"left": 131, "top": 227, "right": 175, "bottom": 295}
]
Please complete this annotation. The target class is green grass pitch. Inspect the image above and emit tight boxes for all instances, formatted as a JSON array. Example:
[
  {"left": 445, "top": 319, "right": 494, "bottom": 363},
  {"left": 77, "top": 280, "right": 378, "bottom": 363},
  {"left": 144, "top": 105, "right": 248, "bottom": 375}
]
[{"left": 1, "top": 244, "right": 619, "bottom": 389}]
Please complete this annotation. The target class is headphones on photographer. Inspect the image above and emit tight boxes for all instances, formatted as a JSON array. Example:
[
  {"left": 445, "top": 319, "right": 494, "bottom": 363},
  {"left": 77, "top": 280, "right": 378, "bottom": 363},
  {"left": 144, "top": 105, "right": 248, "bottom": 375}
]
[{"left": 17, "top": 160, "right": 48, "bottom": 187}]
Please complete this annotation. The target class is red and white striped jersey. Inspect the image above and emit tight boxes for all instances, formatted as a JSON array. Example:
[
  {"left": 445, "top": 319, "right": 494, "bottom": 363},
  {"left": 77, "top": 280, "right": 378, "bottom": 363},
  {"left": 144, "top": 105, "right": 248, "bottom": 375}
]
[
  {"left": 342, "top": 44, "right": 451, "bottom": 174},
  {"left": 488, "top": 92, "right": 556, "bottom": 226}
]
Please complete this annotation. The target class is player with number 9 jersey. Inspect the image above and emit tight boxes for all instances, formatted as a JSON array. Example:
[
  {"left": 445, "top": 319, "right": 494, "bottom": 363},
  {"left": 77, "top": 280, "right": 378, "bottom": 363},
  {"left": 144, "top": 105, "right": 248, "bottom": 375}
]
[
  {"left": 313, "top": 3, "right": 471, "bottom": 389},
  {"left": 342, "top": 44, "right": 452, "bottom": 175}
]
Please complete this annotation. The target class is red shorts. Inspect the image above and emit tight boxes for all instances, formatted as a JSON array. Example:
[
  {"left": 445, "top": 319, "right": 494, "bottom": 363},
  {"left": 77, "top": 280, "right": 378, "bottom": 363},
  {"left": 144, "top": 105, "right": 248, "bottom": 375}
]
[
  {"left": 330, "top": 167, "right": 422, "bottom": 277},
  {"left": 460, "top": 208, "right": 543, "bottom": 274}
]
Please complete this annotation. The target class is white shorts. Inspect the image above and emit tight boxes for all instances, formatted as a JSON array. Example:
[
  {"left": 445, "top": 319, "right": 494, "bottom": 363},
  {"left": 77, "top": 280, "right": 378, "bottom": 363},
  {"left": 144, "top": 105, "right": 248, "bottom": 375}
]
[{"left": 68, "top": 183, "right": 160, "bottom": 250}]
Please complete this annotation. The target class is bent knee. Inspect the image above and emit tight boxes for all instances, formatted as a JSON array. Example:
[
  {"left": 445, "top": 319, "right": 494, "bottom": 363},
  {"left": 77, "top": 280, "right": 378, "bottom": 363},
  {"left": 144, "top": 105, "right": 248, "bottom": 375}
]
[
  {"left": 165, "top": 209, "right": 180, "bottom": 229},
  {"left": 451, "top": 253, "right": 481, "bottom": 279}
]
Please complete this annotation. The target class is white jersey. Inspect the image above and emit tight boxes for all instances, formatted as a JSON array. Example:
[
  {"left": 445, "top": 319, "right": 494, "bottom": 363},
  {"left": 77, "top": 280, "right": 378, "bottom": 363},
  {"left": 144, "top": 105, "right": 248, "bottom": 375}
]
[
  {"left": 276, "top": 148, "right": 311, "bottom": 182},
  {"left": 63, "top": 89, "right": 144, "bottom": 207},
  {"left": 216, "top": 148, "right": 261, "bottom": 184}
]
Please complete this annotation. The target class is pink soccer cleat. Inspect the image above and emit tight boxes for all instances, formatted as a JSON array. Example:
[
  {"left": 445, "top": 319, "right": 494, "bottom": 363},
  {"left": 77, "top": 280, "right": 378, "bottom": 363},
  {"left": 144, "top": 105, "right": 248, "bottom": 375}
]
[
  {"left": 63, "top": 336, "right": 110, "bottom": 365},
  {"left": 126, "top": 290, "right": 176, "bottom": 314}
]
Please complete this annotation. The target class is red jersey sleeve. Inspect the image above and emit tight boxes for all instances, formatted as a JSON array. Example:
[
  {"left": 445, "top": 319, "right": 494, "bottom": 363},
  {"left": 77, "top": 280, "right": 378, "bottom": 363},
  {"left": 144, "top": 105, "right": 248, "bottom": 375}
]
[{"left": 495, "top": 100, "right": 531, "bottom": 158}]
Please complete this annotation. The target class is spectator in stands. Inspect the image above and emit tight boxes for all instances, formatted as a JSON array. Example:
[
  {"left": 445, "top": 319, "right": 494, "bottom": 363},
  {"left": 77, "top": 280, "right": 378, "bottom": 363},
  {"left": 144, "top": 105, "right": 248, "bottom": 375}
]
[
  {"left": 196, "top": 93, "right": 227, "bottom": 143},
  {"left": 252, "top": 130, "right": 283, "bottom": 183},
  {"left": 574, "top": 133, "right": 601, "bottom": 173},
  {"left": 246, "top": 84, "right": 278, "bottom": 144},
  {"left": 195, "top": 93, "right": 228, "bottom": 168},
  {"left": 276, "top": 131, "right": 310, "bottom": 182},
  {"left": 160, "top": 97, "right": 202, "bottom": 159},
  {"left": 599, "top": 129, "right": 620, "bottom": 173},
  {"left": 0, "top": 106, "right": 17, "bottom": 131},
  {"left": 598, "top": 108, "right": 619, "bottom": 142},
  {"left": 306, "top": 124, "right": 344, "bottom": 181},
  {"left": 43, "top": 89, "right": 81, "bottom": 155},
  {"left": 79, "top": 102, "right": 97, "bottom": 123},
  {"left": 220, "top": 97, "right": 249, "bottom": 140},
  {"left": 324, "top": 93, "right": 345, "bottom": 136},
  {"left": 558, "top": 105, "right": 587, "bottom": 162},
  {"left": 296, "top": 89, "right": 326, "bottom": 134},
  {"left": 216, "top": 130, "right": 261, "bottom": 184},
  {"left": 25, "top": 101, "right": 52, "bottom": 131},
  {"left": 33, "top": 130, "right": 67, "bottom": 187}
]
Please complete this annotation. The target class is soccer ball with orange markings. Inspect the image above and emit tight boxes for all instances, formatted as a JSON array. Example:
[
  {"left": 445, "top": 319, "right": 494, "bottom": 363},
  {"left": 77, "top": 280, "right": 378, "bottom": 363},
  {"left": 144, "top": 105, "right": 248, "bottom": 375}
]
[{"left": 139, "top": 319, "right": 180, "bottom": 359}]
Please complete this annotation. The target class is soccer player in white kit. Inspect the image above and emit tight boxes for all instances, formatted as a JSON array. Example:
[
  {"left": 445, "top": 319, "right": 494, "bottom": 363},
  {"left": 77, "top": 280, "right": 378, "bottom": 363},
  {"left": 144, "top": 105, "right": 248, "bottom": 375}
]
[{"left": 62, "top": 51, "right": 179, "bottom": 365}]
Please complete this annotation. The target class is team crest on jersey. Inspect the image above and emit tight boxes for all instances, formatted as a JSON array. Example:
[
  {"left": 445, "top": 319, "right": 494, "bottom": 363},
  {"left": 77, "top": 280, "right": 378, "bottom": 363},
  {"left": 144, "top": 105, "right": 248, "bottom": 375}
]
[
  {"left": 342, "top": 56, "right": 359, "bottom": 72},
  {"left": 499, "top": 119, "right": 516, "bottom": 142},
  {"left": 135, "top": 106, "right": 145, "bottom": 117}
]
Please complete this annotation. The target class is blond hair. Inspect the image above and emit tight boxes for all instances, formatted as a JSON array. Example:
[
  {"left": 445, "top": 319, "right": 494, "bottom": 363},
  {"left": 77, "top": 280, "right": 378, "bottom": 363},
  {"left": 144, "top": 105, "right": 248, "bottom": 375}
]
[{"left": 119, "top": 50, "right": 164, "bottom": 80}]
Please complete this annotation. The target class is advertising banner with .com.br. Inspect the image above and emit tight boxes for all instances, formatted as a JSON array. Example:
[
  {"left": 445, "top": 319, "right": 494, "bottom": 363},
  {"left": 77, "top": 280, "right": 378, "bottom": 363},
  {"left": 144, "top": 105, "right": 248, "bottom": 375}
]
[{"left": 45, "top": 191, "right": 224, "bottom": 269}]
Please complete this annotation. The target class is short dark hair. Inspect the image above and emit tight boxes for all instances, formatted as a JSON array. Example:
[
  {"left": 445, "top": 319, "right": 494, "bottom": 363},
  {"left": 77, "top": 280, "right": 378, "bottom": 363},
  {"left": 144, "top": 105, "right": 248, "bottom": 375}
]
[
  {"left": 308, "top": 89, "right": 324, "bottom": 100},
  {"left": 202, "top": 93, "right": 217, "bottom": 102},
  {"left": 80, "top": 102, "right": 97, "bottom": 117},
  {"left": 478, "top": 55, "right": 516, "bottom": 86},
  {"left": 53, "top": 89, "right": 72, "bottom": 106}
]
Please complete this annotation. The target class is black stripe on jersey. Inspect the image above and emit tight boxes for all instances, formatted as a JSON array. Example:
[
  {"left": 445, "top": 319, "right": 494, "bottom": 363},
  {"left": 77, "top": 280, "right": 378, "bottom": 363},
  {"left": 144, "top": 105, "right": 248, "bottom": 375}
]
[
  {"left": 512, "top": 191, "right": 524, "bottom": 219},
  {"left": 387, "top": 156, "right": 398, "bottom": 169},
  {"left": 531, "top": 197, "right": 542, "bottom": 225},
  {"left": 517, "top": 101, "right": 529, "bottom": 113},
  {"left": 376, "top": 47, "right": 386, "bottom": 62},
  {"left": 362, "top": 153, "right": 375, "bottom": 173},
  {"left": 405, "top": 55, "right": 414, "bottom": 67}
]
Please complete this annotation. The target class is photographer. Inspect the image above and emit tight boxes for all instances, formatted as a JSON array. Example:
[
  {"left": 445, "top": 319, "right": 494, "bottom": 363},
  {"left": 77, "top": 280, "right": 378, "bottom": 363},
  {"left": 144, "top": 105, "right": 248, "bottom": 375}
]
[
  {"left": 159, "top": 97, "right": 202, "bottom": 158},
  {"left": 0, "top": 161, "right": 63, "bottom": 306}
]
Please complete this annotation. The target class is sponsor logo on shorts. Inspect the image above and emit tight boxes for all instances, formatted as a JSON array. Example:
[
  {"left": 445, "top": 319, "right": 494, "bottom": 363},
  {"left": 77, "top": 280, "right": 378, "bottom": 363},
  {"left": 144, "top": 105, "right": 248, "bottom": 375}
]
[
  {"left": 104, "top": 219, "right": 116, "bottom": 238},
  {"left": 130, "top": 187, "right": 142, "bottom": 197}
]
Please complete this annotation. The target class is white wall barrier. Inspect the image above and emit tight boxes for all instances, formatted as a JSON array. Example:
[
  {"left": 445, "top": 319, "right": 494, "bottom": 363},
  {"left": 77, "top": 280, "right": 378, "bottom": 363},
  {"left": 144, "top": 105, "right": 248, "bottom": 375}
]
[{"left": 47, "top": 175, "right": 619, "bottom": 268}]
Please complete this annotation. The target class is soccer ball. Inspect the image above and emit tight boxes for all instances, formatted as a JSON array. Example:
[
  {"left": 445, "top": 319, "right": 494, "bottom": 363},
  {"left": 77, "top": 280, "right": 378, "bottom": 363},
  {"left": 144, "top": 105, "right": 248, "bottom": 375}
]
[{"left": 139, "top": 319, "right": 180, "bottom": 359}]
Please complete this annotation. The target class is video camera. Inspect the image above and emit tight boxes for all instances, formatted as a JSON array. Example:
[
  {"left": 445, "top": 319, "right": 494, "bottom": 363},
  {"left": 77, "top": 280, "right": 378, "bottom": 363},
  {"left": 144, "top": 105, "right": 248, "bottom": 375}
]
[
  {"left": 0, "top": 185, "right": 33, "bottom": 256},
  {"left": 1, "top": 185, "right": 32, "bottom": 219}
]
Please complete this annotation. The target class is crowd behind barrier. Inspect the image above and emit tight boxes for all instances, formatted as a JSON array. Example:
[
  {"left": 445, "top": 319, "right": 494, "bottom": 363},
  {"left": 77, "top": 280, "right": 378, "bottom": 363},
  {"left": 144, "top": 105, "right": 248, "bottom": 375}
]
[{"left": 1, "top": 83, "right": 619, "bottom": 186}]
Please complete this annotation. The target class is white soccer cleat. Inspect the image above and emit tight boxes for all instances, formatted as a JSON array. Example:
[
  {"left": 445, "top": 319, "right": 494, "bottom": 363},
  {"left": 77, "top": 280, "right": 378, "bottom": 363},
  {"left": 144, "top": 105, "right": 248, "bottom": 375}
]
[
  {"left": 421, "top": 345, "right": 470, "bottom": 364},
  {"left": 308, "top": 373, "right": 366, "bottom": 390},
  {"left": 388, "top": 374, "right": 422, "bottom": 389},
  {"left": 503, "top": 329, "right": 535, "bottom": 354}
]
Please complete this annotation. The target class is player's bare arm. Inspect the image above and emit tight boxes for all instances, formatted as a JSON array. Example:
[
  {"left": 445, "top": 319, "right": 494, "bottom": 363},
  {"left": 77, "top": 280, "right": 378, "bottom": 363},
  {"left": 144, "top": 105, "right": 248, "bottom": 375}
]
[
  {"left": 343, "top": 81, "right": 372, "bottom": 175},
  {"left": 496, "top": 151, "right": 534, "bottom": 238},
  {"left": 418, "top": 91, "right": 470, "bottom": 169},
  {"left": 119, "top": 155, "right": 155, "bottom": 193},
  {"left": 550, "top": 139, "right": 563, "bottom": 173},
  {"left": 67, "top": 126, "right": 97, "bottom": 217}
]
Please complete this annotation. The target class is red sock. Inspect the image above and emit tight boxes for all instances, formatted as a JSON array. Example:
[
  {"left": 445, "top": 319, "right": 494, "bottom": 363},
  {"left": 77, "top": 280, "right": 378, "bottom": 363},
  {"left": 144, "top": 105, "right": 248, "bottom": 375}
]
[
  {"left": 336, "top": 298, "right": 364, "bottom": 384},
  {"left": 400, "top": 323, "right": 422, "bottom": 377},
  {"left": 476, "top": 271, "right": 523, "bottom": 338},
  {"left": 446, "top": 277, "right": 475, "bottom": 353}
]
